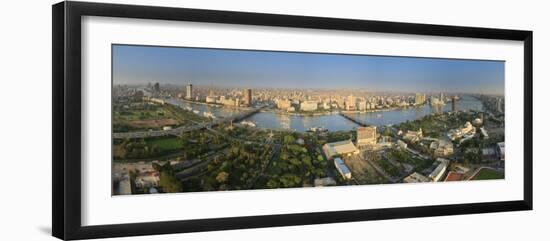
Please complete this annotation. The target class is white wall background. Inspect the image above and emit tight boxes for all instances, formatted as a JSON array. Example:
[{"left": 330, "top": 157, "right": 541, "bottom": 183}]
[{"left": 0, "top": 0, "right": 547, "bottom": 240}]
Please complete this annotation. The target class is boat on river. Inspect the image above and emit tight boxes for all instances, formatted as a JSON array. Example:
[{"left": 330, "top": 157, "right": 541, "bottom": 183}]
[{"left": 307, "top": 126, "right": 328, "bottom": 133}]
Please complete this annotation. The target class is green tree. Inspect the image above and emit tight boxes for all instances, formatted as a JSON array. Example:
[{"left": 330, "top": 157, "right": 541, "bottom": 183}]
[
  {"left": 283, "top": 135, "right": 295, "bottom": 145},
  {"left": 216, "top": 171, "right": 229, "bottom": 184},
  {"left": 159, "top": 171, "right": 182, "bottom": 193},
  {"left": 382, "top": 127, "right": 392, "bottom": 136},
  {"left": 152, "top": 162, "right": 162, "bottom": 171},
  {"left": 302, "top": 156, "right": 312, "bottom": 167}
]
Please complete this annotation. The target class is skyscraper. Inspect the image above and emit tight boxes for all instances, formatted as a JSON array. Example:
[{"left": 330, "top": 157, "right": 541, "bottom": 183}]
[
  {"left": 415, "top": 93, "right": 426, "bottom": 105},
  {"left": 244, "top": 88, "right": 252, "bottom": 106},
  {"left": 451, "top": 96, "right": 457, "bottom": 112},
  {"left": 440, "top": 92, "right": 445, "bottom": 103},
  {"left": 153, "top": 82, "right": 160, "bottom": 92},
  {"left": 185, "top": 83, "right": 193, "bottom": 100},
  {"left": 346, "top": 95, "right": 356, "bottom": 111}
]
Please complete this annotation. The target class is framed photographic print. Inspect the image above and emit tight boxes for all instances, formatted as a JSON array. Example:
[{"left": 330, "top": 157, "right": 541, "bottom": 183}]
[{"left": 52, "top": 1, "right": 533, "bottom": 240}]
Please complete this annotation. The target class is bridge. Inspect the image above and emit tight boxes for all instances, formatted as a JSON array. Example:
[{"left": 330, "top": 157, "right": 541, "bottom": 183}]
[
  {"left": 113, "top": 106, "right": 265, "bottom": 139},
  {"left": 339, "top": 112, "right": 368, "bottom": 127},
  {"left": 210, "top": 106, "right": 265, "bottom": 127}
]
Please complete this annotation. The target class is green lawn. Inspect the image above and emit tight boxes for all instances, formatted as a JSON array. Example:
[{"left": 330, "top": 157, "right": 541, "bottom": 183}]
[
  {"left": 113, "top": 103, "right": 209, "bottom": 132},
  {"left": 473, "top": 168, "right": 504, "bottom": 180},
  {"left": 378, "top": 158, "right": 401, "bottom": 177},
  {"left": 388, "top": 149, "right": 433, "bottom": 172},
  {"left": 145, "top": 137, "right": 184, "bottom": 153},
  {"left": 115, "top": 106, "right": 165, "bottom": 121}
]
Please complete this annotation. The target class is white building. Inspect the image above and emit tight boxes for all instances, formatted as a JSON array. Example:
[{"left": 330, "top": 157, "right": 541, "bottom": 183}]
[
  {"left": 397, "top": 140, "right": 408, "bottom": 149},
  {"left": 321, "top": 102, "right": 331, "bottom": 110},
  {"left": 497, "top": 142, "right": 505, "bottom": 161},
  {"left": 403, "top": 128, "right": 423, "bottom": 142},
  {"left": 430, "top": 140, "right": 454, "bottom": 157},
  {"left": 185, "top": 83, "right": 193, "bottom": 99},
  {"left": 334, "top": 158, "right": 352, "bottom": 180},
  {"left": 357, "top": 101, "right": 367, "bottom": 111},
  {"left": 205, "top": 96, "right": 217, "bottom": 103},
  {"left": 300, "top": 100, "right": 318, "bottom": 111},
  {"left": 322, "top": 140, "right": 359, "bottom": 159},
  {"left": 116, "top": 177, "right": 132, "bottom": 195},
  {"left": 447, "top": 121, "right": 476, "bottom": 141},
  {"left": 345, "top": 95, "right": 356, "bottom": 111},
  {"left": 480, "top": 127, "right": 489, "bottom": 139},
  {"left": 429, "top": 158, "right": 450, "bottom": 182},
  {"left": 473, "top": 118, "right": 483, "bottom": 126}
]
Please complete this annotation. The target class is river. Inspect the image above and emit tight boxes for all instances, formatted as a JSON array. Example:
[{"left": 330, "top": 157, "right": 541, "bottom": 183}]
[{"left": 166, "top": 95, "right": 483, "bottom": 132}]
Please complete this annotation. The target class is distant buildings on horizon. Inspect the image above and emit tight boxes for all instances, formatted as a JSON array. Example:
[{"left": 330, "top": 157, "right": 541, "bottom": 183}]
[{"left": 125, "top": 82, "right": 505, "bottom": 116}]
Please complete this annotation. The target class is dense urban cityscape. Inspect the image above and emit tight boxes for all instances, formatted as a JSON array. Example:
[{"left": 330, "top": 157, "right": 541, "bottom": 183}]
[{"left": 112, "top": 82, "right": 505, "bottom": 195}]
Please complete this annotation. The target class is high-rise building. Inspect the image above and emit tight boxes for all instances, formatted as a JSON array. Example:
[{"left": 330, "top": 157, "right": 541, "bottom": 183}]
[
  {"left": 415, "top": 93, "right": 426, "bottom": 105},
  {"left": 153, "top": 82, "right": 160, "bottom": 92},
  {"left": 346, "top": 95, "right": 356, "bottom": 111},
  {"left": 357, "top": 101, "right": 367, "bottom": 111},
  {"left": 451, "top": 96, "right": 457, "bottom": 112},
  {"left": 185, "top": 83, "right": 193, "bottom": 100},
  {"left": 440, "top": 92, "right": 445, "bottom": 103},
  {"left": 356, "top": 126, "right": 377, "bottom": 146},
  {"left": 244, "top": 88, "right": 252, "bottom": 106}
]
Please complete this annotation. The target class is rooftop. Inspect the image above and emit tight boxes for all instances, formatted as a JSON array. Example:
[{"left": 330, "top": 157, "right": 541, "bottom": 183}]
[
  {"left": 334, "top": 158, "right": 351, "bottom": 175},
  {"left": 403, "top": 172, "right": 431, "bottom": 183},
  {"left": 444, "top": 172, "right": 464, "bottom": 182},
  {"left": 323, "top": 140, "right": 358, "bottom": 157}
]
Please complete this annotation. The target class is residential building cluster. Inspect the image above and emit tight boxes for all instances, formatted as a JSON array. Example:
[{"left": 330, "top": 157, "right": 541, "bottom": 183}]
[
  {"left": 178, "top": 83, "right": 462, "bottom": 114},
  {"left": 447, "top": 121, "right": 476, "bottom": 142}
]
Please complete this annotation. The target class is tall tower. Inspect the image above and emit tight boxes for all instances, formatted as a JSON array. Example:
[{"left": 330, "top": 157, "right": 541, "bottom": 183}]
[
  {"left": 451, "top": 96, "right": 457, "bottom": 112},
  {"left": 346, "top": 95, "right": 356, "bottom": 111},
  {"left": 244, "top": 88, "right": 252, "bottom": 106},
  {"left": 440, "top": 92, "right": 444, "bottom": 103},
  {"left": 415, "top": 93, "right": 425, "bottom": 105},
  {"left": 185, "top": 83, "right": 193, "bottom": 100},
  {"left": 153, "top": 82, "right": 160, "bottom": 92}
]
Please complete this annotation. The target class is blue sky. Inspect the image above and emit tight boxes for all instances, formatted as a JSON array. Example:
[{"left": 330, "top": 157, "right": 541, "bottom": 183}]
[{"left": 113, "top": 44, "right": 504, "bottom": 94}]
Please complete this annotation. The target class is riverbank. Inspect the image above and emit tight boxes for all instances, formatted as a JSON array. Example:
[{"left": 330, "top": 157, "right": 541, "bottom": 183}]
[
  {"left": 263, "top": 105, "right": 424, "bottom": 117},
  {"left": 163, "top": 95, "right": 483, "bottom": 132},
  {"left": 177, "top": 98, "right": 253, "bottom": 111}
]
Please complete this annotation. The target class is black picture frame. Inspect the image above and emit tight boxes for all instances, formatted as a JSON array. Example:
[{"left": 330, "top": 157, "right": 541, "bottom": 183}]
[{"left": 52, "top": 1, "right": 533, "bottom": 240}]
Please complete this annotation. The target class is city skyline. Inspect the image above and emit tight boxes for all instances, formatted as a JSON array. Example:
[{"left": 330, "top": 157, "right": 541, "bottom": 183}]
[
  {"left": 112, "top": 44, "right": 506, "bottom": 195},
  {"left": 113, "top": 44, "right": 505, "bottom": 95}
]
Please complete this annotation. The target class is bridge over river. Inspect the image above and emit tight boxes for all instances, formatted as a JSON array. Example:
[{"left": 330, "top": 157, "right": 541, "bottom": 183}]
[{"left": 339, "top": 112, "right": 368, "bottom": 127}]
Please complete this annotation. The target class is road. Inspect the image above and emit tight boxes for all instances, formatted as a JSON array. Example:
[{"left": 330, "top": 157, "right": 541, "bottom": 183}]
[{"left": 112, "top": 124, "right": 205, "bottom": 139}]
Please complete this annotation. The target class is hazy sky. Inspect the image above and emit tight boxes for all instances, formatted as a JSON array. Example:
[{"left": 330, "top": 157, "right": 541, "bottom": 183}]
[{"left": 113, "top": 44, "right": 505, "bottom": 94}]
